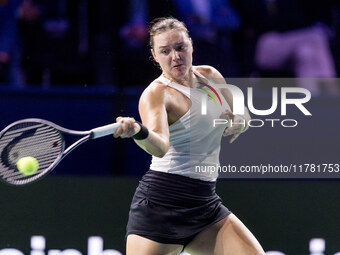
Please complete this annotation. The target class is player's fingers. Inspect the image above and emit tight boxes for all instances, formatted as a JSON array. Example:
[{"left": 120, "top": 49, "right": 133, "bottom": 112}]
[
  {"left": 223, "top": 127, "right": 233, "bottom": 137},
  {"left": 223, "top": 124, "right": 246, "bottom": 136},
  {"left": 220, "top": 109, "right": 233, "bottom": 120},
  {"left": 116, "top": 118, "right": 129, "bottom": 138},
  {"left": 113, "top": 117, "right": 122, "bottom": 138},
  {"left": 223, "top": 121, "right": 247, "bottom": 138},
  {"left": 229, "top": 133, "right": 241, "bottom": 144},
  {"left": 114, "top": 116, "right": 125, "bottom": 138},
  {"left": 121, "top": 118, "right": 136, "bottom": 138},
  {"left": 114, "top": 117, "right": 137, "bottom": 138},
  {"left": 116, "top": 116, "right": 122, "bottom": 123},
  {"left": 223, "top": 123, "right": 241, "bottom": 136},
  {"left": 224, "top": 109, "right": 234, "bottom": 118}
]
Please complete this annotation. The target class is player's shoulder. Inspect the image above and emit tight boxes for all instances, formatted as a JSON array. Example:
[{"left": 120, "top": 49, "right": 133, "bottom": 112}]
[
  {"left": 140, "top": 77, "right": 168, "bottom": 102},
  {"left": 194, "top": 65, "right": 224, "bottom": 80},
  {"left": 145, "top": 78, "right": 167, "bottom": 94}
]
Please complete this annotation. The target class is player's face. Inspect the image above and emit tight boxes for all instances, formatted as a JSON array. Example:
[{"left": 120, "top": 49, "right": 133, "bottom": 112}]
[{"left": 152, "top": 29, "right": 193, "bottom": 82}]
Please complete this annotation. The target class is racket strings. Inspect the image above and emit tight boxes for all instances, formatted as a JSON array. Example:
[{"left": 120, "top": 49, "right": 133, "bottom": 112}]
[{"left": 0, "top": 122, "right": 64, "bottom": 183}]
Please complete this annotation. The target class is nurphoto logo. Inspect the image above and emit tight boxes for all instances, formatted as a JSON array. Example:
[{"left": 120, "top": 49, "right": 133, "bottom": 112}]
[{"left": 200, "top": 83, "right": 312, "bottom": 128}]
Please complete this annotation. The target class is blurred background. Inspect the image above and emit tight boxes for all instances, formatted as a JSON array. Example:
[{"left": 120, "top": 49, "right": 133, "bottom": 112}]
[
  {"left": 1, "top": 0, "right": 340, "bottom": 254},
  {"left": 1, "top": 0, "right": 340, "bottom": 91}
]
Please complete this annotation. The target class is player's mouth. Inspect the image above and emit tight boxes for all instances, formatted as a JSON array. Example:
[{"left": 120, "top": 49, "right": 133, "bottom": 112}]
[{"left": 173, "top": 64, "right": 183, "bottom": 69}]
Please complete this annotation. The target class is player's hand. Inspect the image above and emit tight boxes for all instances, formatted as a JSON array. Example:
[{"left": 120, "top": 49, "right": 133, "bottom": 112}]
[
  {"left": 113, "top": 117, "right": 141, "bottom": 139},
  {"left": 221, "top": 110, "right": 248, "bottom": 143}
]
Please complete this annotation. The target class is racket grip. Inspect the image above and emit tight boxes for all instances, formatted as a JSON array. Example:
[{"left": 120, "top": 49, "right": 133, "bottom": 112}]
[{"left": 90, "top": 122, "right": 121, "bottom": 139}]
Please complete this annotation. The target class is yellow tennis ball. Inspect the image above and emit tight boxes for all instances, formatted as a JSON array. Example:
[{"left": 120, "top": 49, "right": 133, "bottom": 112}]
[{"left": 16, "top": 156, "right": 39, "bottom": 175}]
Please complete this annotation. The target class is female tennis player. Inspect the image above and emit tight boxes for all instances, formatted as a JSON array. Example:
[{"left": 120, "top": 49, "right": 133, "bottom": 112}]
[{"left": 114, "top": 17, "right": 265, "bottom": 255}]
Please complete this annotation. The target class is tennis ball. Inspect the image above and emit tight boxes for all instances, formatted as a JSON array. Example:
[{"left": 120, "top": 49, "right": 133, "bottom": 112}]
[{"left": 16, "top": 156, "right": 39, "bottom": 175}]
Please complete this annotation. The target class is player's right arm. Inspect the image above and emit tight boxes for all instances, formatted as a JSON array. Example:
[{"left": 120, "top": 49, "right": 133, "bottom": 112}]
[{"left": 114, "top": 81, "right": 170, "bottom": 158}]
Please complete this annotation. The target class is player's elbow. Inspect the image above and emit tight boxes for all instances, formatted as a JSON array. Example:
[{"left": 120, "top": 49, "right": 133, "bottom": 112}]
[
  {"left": 152, "top": 139, "right": 169, "bottom": 157},
  {"left": 154, "top": 144, "right": 169, "bottom": 158},
  {"left": 154, "top": 151, "right": 166, "bottom": 158}
]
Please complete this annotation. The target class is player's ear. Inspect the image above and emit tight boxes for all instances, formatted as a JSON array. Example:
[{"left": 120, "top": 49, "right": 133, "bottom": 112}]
[
  {"left": 151, "top": 49, "right": 158, "bottom": 63},
  {"left": 190, "top": 38, "right": 194, "bottom": 53}
]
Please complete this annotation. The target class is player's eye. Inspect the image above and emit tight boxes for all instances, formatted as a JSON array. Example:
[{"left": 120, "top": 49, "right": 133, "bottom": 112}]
[
  {"left": 160, "top": 49, "right": 170, "bottom": 54},
  {"left": 176, "top": 44, "right": 185, "bottom": 51}
]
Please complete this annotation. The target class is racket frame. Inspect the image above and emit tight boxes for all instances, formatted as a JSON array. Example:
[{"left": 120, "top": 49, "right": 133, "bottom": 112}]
[{"left": 0, "top": 118, "right": 121, "bottom": 186}]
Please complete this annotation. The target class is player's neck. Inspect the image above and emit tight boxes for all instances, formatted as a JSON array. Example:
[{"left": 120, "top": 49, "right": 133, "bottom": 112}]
[{"left": 163, "top": 69, "right": 196, "bottom": 88}]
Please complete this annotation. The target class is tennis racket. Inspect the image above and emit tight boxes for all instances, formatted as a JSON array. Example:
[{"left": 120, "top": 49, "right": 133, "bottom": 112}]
[{"left": 0, "top": 118, "right": 121, "bottom": 186}]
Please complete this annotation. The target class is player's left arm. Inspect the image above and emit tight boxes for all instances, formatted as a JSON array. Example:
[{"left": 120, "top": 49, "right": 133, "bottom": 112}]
[{"left": 198, "top": 65, "right": 251, "bottom": 143}]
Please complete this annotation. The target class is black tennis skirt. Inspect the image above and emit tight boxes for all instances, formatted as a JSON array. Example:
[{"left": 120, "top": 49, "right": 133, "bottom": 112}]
[{"left": 126, "top": 170, "right": 231, "bottom": 245}]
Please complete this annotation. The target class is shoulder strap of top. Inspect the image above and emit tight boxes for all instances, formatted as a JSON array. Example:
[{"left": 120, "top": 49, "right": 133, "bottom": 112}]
[
  {"left": 156, "top": 75, "right": 191, "bottom": 98},
  {"left": 192, "top": 68, "right": 211, "bottom": 85}
]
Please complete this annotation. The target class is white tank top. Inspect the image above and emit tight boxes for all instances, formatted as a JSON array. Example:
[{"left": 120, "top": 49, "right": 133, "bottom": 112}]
[{"left": 149, "top": 69, "right": 231, "bottom": 181}]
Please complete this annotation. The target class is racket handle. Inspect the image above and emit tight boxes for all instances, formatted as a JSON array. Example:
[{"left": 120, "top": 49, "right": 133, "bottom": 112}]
[{"left": 90, "top": 122, "right": 121, "bottom": 139}]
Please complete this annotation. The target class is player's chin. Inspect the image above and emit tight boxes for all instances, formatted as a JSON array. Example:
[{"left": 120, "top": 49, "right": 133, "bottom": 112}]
[{"left": 171, "top": 66, "right": 187, "bottom": 78}]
